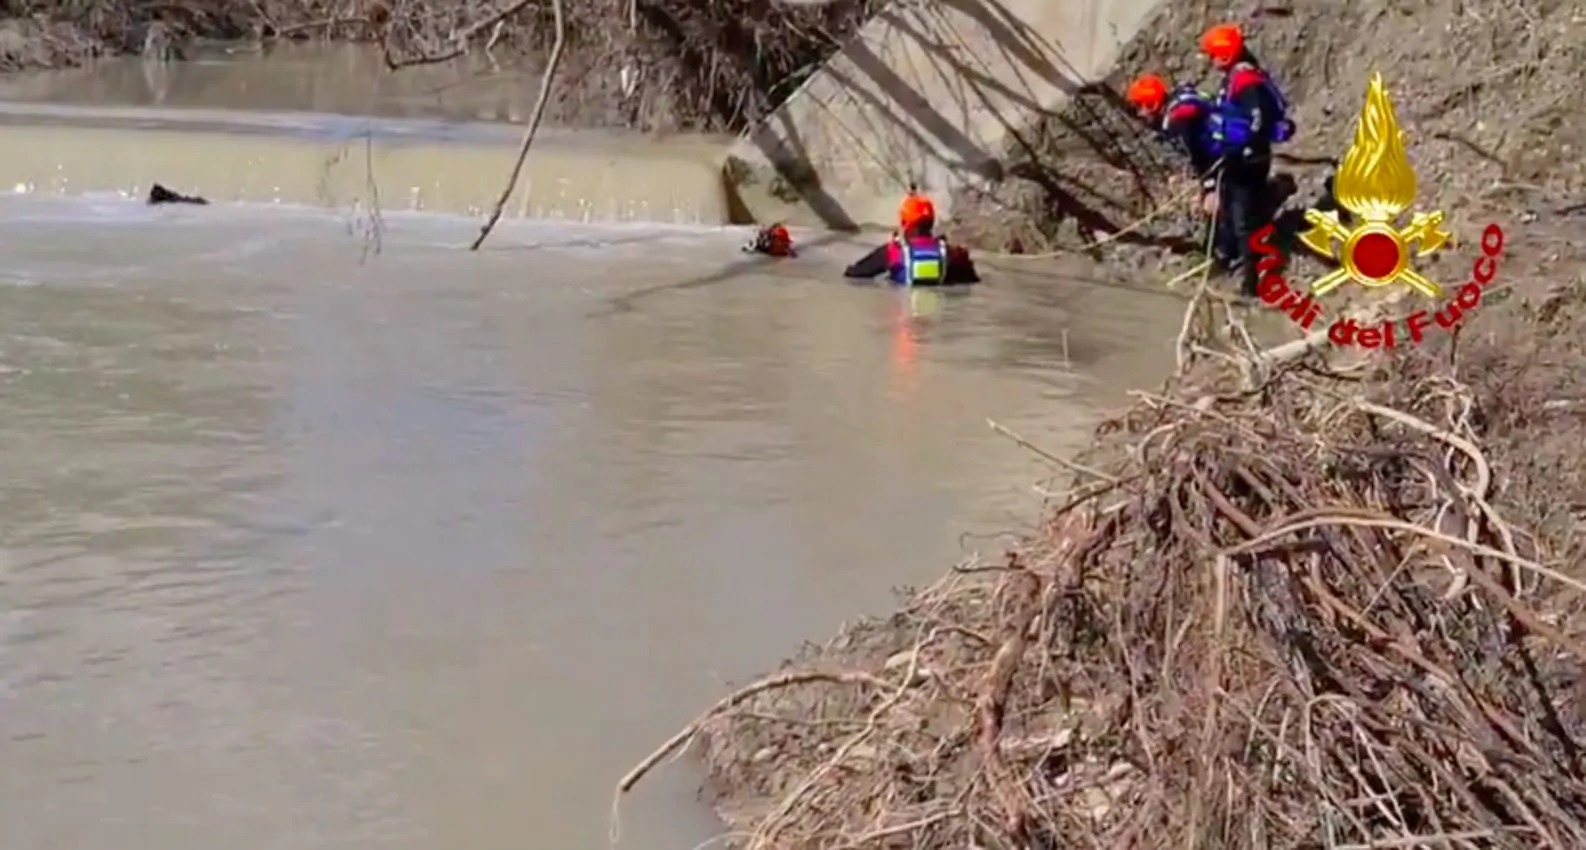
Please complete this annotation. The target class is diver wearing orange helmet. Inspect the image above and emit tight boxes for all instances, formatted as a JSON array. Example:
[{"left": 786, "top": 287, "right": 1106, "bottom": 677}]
[
  {"left": 843, "top": 188, "right": 980, "bottom": 286},
  {"left": 1198, "top": 23, "right": 1294, "bottom": 297}
]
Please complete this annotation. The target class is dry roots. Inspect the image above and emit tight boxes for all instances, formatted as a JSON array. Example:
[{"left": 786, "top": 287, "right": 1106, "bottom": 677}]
[
  {"left": 376, "top": 0, "right": 877, "bottom": 131},
  {"left": 618, "top": 282, "right": 1586, "bottom": 848}
]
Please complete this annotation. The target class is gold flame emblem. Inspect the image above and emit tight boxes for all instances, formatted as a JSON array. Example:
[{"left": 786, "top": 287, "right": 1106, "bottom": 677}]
[{"left": 1299, "top": 73, "right": 1452, "bottom": 298}]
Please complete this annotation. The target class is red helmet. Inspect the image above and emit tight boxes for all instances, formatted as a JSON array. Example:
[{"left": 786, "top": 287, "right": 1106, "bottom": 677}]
[{"left": 761, "top": 223, "right": 792, "bottom": 256}]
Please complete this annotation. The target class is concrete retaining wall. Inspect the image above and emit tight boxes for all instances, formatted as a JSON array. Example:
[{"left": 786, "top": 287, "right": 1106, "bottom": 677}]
[{"left": 723, "top": 0, "right": 1166, "bottom": 230}]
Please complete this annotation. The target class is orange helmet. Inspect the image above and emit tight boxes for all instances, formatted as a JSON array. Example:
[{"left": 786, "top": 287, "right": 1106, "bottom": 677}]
[
  {"left": 1200, "top": 24, "right": 1244, "bottom": 63},
  {"left": 898, "top": 193, "right": 935, "bottom": 231},
  {"left": 1126, "top": 74, "right": 1169, "bottom": 111}
]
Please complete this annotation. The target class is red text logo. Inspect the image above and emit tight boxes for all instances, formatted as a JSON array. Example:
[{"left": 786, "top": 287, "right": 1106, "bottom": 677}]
[{"left": 1249, "top": 222, "right": 1505, "bottom": 349}]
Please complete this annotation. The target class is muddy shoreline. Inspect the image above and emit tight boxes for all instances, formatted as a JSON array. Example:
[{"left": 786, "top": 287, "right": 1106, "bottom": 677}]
[{"left": 645, "top": 213, "right": 1586, "bottom": 848}]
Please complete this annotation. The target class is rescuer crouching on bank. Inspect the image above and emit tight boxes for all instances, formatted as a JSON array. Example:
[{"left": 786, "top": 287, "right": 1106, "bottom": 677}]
[{"left": 1125, "top": 73, "right": 1229, "bottom": 264}]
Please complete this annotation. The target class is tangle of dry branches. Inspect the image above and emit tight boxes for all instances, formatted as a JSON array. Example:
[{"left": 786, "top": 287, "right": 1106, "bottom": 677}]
[
  {"left": 616, "top": 276, "right": 1586, "bottom": 849},
  {"left": 374, "top": 0, "right": 878, "bottom": 132}
]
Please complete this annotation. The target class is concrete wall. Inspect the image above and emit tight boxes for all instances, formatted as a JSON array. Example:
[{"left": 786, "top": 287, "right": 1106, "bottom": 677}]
[{"left": 723, "top": 0, "right": 1166, "bottom": 230}]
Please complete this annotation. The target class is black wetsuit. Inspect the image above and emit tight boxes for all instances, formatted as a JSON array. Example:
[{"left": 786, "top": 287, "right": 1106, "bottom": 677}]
[{"left": 1214, "top": 54, "right": 1282, "bottom": 296}]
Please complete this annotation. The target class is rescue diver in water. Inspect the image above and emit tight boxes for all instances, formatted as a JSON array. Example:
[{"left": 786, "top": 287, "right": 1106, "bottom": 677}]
[
  {"left": 843, "top": 191, "right": 979, "bottom": 285},
  {"left": 742, "top": 222, "right": 796, "bottom": 257}
]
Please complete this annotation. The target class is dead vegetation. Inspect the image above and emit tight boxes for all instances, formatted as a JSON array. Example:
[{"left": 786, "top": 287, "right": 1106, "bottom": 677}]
[
  {"left": 616, "top": 243, "right": 1586, "bottom": 847},
  {"left": 607, "top": 2, "right": 1586, "bottom": 839},
  {"left": 381, "top": 0, "right": 880, "bottom": 132},
  {"left": 0, "top": 0, "right": 878, "bottom": 132}
]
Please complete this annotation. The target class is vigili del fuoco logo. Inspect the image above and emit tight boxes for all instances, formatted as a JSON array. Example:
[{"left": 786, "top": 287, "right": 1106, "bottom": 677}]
[{"left": 1250, "top": 72, "right": 1505, "bottom": 349}]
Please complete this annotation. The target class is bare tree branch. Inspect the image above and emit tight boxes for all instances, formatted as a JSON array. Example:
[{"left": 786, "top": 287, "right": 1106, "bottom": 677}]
[
  {"left": 468, "top": 0, "right": 564, "bottom": 250},
  {"left": 381, "top": 0, "right": 535, "bottom": 70}
]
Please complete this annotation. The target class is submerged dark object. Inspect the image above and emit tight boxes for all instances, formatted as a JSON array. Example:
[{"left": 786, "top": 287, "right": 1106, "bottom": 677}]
[{"left": 147, "top": 184, "right": 208, "bottom": 206}]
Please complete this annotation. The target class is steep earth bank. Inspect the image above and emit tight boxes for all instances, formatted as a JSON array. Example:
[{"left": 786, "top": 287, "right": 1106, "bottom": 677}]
[{"left": 950, "top": 0, "right": 1585, "bottom": 268}]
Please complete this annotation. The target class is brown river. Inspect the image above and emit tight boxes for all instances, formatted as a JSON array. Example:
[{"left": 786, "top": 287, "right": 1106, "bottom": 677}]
[{"left": 0, "top": 45, "right": 1185, "bottom": 850}]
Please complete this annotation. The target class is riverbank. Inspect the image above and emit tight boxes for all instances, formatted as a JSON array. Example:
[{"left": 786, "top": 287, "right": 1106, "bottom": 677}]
[
  {"left": 618, "top": 216, "right": 1586, "bottom": 846},
  {"left": 947, "top": 0, "right": 1585, "bottom": 263},
  {"left": 611, "top": 0, "right": 1586, "bottom": 845}
]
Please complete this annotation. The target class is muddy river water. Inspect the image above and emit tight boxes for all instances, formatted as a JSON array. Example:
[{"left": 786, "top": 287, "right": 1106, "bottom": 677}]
[{"left": 0, "top": 47, "right": 1185, "bottom": 850}]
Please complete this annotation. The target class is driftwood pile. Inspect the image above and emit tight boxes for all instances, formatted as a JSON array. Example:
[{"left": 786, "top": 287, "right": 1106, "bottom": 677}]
[{"left": 619, "top": 276, "right": 1586, "bottom": 849}]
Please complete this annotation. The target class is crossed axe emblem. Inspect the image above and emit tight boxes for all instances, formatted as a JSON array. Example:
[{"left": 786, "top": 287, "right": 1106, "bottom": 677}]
[{"left": 1298, "top": 208, "right": 1454, "bottom": 298}]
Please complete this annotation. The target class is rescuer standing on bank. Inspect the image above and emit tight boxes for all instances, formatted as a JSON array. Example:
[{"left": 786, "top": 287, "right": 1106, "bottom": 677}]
[{"left": 1200, "top": 23, "right": 1295, "bottom": 298}]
